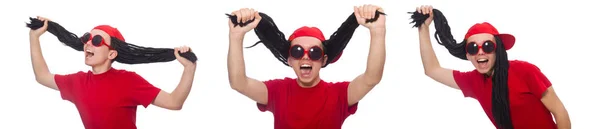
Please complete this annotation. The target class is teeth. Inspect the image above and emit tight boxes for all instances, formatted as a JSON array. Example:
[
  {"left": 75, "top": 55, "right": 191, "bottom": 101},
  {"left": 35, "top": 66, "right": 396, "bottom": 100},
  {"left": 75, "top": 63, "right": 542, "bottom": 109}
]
[
  {"left": 86, "top": 49, "right": 92, "bottom": 52},
  {"left": 301, "top": 64, "right": 311, "bottom": 67},
  {"left": 478, "top": 59, "right": 488, "bottom": 62}
]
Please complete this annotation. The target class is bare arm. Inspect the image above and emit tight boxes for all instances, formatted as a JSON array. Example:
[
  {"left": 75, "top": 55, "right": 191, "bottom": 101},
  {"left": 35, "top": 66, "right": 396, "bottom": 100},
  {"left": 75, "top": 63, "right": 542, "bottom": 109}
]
[
  {"left": 152, "top": 65, "right": 196, "bottom": 110},
  {"left": 226, "top": 9, "right": 268, "bottom": 105},
  {"left": 347, "top": 28, "right": 386, "bottom": 105},
  {"left": 418, "top": 26, "right": 459, "bottom": 89},
  {"left": 541, "top": 87, "right": 571, "bottom": 129},
  {"left": 228, "top": 34, "right": 268, "bottom": 105},
  {"left": 347, "top": 5, "right": 387, "bottom": 105},
  {"left": 29, "top": 18, "right": 58, "bottom": 90}
]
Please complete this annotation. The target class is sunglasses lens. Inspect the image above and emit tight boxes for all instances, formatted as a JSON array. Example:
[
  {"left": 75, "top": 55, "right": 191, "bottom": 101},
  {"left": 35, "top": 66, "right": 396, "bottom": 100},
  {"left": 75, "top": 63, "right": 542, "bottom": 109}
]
[
  {"left": 466, "top": 42, "right": 479, "bottom": 55},
  {"left": 290, "top": 45, "right": 304, "bottom": 59},
  {"left": 482, "top": 41, "right": 495, "bottom": 53},
  {"left": 80, "top": 33, "right": 90, "bottom": 44},
  {"left": 92, "top": 35, "right": 103, "bottom": 47},
  {"left": 308, "top": 47, "right": 323, "bottom": 60}
]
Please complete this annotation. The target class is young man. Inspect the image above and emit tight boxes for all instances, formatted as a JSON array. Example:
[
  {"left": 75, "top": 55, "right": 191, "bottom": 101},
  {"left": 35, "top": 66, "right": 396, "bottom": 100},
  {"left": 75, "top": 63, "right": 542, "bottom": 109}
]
[
  {"left": 411, "top": 5, "right": 571, "bottom": 129},
  {"left": 28, "top": 17, "right": 197, "bottom": 129},
  {"left": 227, "top": 5, "right": 386, "bottom": 129}
]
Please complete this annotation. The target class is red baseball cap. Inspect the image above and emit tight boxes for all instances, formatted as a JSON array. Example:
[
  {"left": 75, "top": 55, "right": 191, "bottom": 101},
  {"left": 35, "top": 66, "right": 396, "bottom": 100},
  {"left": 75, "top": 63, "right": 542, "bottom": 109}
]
[
  {"left": 464, "top": 22, "right": 515, "bottom": 50},
  {"left": 288, "top": 26, "right": 343, "bottom": 64},
  {"left": 93, "top": 25, "right": 126, "bottom": 42},
  {"left": 289, "top": 26, "right": 326, "bottom": 42}
]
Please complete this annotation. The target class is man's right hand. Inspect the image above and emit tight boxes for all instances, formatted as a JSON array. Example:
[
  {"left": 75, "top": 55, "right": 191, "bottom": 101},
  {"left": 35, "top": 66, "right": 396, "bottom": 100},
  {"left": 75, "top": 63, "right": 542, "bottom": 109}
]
[
  {"left": 416, "top": 5, "right": 434, "bottom": 28},
  {"left": 228, "top": 8, "right": 262, "bottom": 38},
  {"left": 29, "top": 16, "right": 49, "bottom": 38}
]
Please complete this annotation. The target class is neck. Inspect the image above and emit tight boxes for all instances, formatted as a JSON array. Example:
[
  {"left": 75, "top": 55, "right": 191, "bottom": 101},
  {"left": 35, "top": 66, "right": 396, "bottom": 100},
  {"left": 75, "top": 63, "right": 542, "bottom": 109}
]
[
  {"left": 484, "top": 69, "right": 495, "bottom": 78},
  {"left": 91, "top": 62, "right": 112, "bottom": 74},
  {"left": 296, "top": 77, "right": 321, "bottom": 88}
]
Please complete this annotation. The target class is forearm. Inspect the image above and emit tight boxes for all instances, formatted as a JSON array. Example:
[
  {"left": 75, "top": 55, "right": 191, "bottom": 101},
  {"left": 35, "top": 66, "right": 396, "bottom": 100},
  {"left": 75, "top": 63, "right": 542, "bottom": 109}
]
[
  {"left": 363, "top": 28, "right": 386, "bottom": 86},
  {"left": 227, "top": 34, "right": 249, "bottom": 91},
  {"left": 170, "top": 66, "right": 196, "bottom": 107},
  {"left": 418, "top": 26, "right": 441, "bottom": 75},
  {"left": 30, "top": 37, "right": 55, "bottom": 88},
  {"left": 554, "top": 111, "right": 571, "bottom": 129}
]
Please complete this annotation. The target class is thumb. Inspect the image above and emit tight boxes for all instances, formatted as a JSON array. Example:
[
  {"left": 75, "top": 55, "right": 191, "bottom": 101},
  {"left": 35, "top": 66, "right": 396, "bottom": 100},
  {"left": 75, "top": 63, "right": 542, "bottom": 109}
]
[
  {"left": 353, "top": 6, "right": 361, "bottom": 20},
  {"left": 174, "top": 48, "right": 182, "bottom": 58},
  {"left": 248, "top": 12, "right": 262, "bottom": 27}
]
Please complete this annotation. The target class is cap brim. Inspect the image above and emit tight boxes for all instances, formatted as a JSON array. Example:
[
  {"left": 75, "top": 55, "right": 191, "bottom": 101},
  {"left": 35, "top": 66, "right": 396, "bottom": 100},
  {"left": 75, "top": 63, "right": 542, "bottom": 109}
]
[{"left": 498, "top": 34, "right": 515, "bottom": 50}]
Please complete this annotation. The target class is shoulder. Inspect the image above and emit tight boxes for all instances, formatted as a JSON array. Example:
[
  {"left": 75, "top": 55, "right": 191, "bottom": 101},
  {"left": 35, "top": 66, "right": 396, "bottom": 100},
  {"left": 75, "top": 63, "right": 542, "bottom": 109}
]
[
  {"left": 112, "top": 69, "right": 142, "bottom": 77},
  {"left": 453, "top": 69, "right": 480, "bottom": 78},
  {"left": 322, "top": 80, "right": 350, "bottom": 87},
  {"left": 509, "top": 60, "right": 543, "bottom": 73}
]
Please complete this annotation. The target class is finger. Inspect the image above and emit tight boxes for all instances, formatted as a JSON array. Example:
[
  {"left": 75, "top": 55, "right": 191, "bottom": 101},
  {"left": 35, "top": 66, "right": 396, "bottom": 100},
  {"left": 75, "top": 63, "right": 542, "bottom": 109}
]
[
  {"left": 233, "top": 10, "right": 242, "bottom": 23},
  {"left": 365, "top": 5, "right": 371, "bottom": 19},
  {"left": 428, "top": 6, "right": 434, "bottom": 14},
  {"left": 184, "top": 46, "right": 190, "bottom": 52},
  {"left": 376, "top": 6, "right": 384, "bottom": 13},
  {"left": 354, "top": 6, "right": 361, "bottom": 18},
  {"left": 427, "top": 5, "right": 432, "bottom": 14},
  {"left": 416, "top": 7, "right": 421, "bottom": 13},
  {"left": 360, "top": 5, "right": 366, "bottom": 19},
  {"left": 244, "top": 9, "right": 252, "bottom": 22},
  {"left": 240, "top": 9, "right": 248, "bottom": 23},
  {"left": 369, "top": 5, "right": 375, "bottom": 19},
  {"left": 250, "top": 8, "right": 255, "bottom": 20}
]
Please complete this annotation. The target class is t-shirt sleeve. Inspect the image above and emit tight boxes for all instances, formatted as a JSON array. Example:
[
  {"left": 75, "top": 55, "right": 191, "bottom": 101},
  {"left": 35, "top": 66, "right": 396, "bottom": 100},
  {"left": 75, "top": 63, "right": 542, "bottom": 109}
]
[
  {"left": 453, "top": 70, "right": 476, "bottom": 98},
  {"left": 257, "top": 78, "right": 285, "bottom": 112},
  {"left": 127, "top": 72, "right": 161, "bottom": 108},
  {"left": 337, "top": 81, "right": 357, "bottom": 115},
  {"left": 520, "top": 62, "right": 553, "bottom": 99},
  {"left": 54, "top": 72, "right": 85, "bottom": 102}
]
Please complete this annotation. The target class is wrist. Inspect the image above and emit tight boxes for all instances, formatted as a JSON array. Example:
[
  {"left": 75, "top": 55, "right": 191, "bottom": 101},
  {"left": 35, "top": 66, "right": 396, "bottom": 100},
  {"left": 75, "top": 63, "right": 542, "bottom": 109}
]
[
  {"left": 184, "top": 64, "right": 197, "bottom": 70},
  {"left": 369, "top": 27, "right": 386, "bottom": 35},
  {"left": 229, "top": 32, "right": 245, "bottom": 40},
  {"left": 418, "top": 25, "right": 430, "bottom": 31}
]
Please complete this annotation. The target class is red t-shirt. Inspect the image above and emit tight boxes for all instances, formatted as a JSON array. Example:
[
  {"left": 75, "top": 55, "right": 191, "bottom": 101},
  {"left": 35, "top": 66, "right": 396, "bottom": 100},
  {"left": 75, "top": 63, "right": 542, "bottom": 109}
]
[
  {"left": 453, "top": 60, "right": 556, "bottom": 129},
  {"left": 54, "top": 68, "right": 161, "bottom": 129},
  {"left": 257, "top": 77, "right": 358, "bottom": 129}
]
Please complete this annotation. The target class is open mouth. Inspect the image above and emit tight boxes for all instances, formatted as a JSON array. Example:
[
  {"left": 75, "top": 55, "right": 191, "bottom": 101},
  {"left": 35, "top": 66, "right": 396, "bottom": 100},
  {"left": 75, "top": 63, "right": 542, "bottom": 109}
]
[
  {"left": 85, "top": 49, "right": 95, "bottom": 58},
  {"left": 299, "top": 64, "right": 313, "bottom": 77},
  {"left": 477, "top": 58, "right": 489, "bottom": 63},
  {"left": 300, "top": 64, "right": 313, "bottom": 70}
]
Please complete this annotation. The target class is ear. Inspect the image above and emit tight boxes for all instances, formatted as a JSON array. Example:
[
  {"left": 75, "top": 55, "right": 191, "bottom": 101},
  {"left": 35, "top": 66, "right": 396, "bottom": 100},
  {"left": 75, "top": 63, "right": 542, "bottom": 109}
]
[
  {"left": 287, "top": 58, "right": 292, "bottom": 67},
  {"left": 321, "top": 55, "right": 328, "bottom": 67},
  {"left": 108, "top": 50, "right": 118, "bottom": 60}
]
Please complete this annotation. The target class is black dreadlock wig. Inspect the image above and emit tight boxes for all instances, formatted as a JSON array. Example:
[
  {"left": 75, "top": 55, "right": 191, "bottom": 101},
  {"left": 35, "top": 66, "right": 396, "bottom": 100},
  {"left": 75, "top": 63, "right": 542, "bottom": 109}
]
[
  {"left": 25, "top": 17, "right": 197, "bottom": 64},
  {"left": 409, "top": 9, "right": 514, "bottom": 129},
  {"left": 227, "top": 11, "right": 384, "bottom": 68}
]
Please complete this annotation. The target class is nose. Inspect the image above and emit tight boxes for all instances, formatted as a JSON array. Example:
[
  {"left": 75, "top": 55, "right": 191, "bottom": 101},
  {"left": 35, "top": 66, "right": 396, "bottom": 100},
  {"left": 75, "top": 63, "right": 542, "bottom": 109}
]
[
  {"left": 301, "top": 52, "right": 309, "bottom": 60},
  {"left": 477, "top": 47, "right": 486, "bottom": 55}
]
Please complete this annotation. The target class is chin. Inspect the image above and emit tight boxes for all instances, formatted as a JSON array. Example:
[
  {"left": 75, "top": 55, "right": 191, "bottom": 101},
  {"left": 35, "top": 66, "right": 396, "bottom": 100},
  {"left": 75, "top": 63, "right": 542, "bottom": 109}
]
[{"left": 476, "top": 68, "right": 493, "bottom": 75}]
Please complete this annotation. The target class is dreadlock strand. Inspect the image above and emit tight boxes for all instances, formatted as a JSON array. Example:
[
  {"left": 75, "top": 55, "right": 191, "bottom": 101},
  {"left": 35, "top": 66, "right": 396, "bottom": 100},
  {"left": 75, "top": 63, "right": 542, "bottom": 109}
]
[
  {"left": 26, "top": 17, "right": 84, "bottom": 51},
  {"left": 227, "top": 12, "right": 291, "bottom": 66},
  {"left": 111, "top": 38, "right": 198, "bottom": 64},
  {"left": 408, "top": 9, "right": 467, "bottom": 60},
  {"left": 26, "top": 17, "right": 197, "bottom": 64},
  {"left": 491, "top": 36, "right": 513, "bottom": 129}
]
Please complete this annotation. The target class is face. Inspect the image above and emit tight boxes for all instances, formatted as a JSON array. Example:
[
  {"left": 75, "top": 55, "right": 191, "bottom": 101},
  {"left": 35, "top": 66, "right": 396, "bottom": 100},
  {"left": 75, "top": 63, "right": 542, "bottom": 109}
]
[
  {"left": 82, "top": 29, "right": 117, "bottom": 66},
  {"left": 288, "top": 37, "right": 328, "bottom": 86},
  {"left": 466, "top": 33, "right": 497, "bottom": 75}
]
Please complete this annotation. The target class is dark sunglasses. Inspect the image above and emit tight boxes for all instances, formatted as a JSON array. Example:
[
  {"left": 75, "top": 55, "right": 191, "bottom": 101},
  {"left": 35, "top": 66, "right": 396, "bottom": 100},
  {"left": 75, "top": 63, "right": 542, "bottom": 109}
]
[
  {"left": 80, "top": 32, "right": 114, "bottom": 50},
  {"left": 466, "top": 40, "right": 496, "bottom": 55},
  {"left": 289, "top": 45, "right": 324, "bottom": 61}
]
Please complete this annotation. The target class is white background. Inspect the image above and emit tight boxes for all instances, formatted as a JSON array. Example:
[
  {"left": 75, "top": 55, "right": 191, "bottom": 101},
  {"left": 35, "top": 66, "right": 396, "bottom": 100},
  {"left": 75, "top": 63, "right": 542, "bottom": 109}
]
[{"left": 1, "top": 0, "right": 598, "bottom": 128}]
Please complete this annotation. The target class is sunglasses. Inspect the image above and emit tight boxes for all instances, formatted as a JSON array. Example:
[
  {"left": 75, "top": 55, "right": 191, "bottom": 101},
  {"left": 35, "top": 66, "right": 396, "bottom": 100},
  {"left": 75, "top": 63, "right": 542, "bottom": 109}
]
[
  {"left": 80, "top": 32, "right": 114, "bottom": 50},
  {"left": 289, "top": 45, "right": 324, "bottom": 61},
  {"left": 466, "top": 40, "right": 496, "bottom": 55}
]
